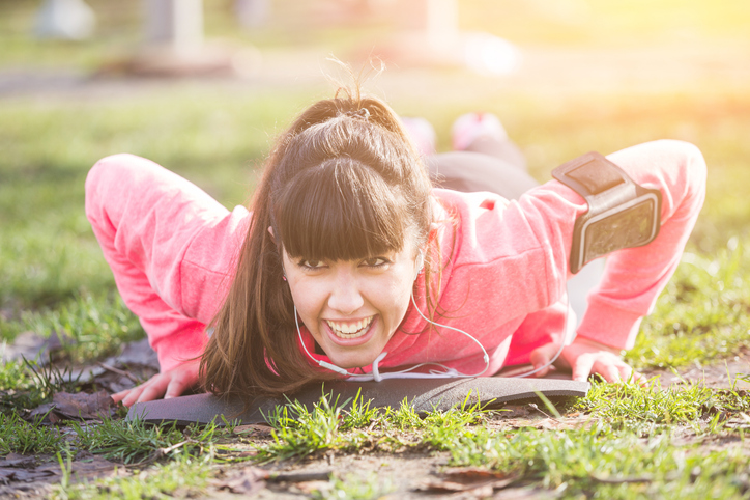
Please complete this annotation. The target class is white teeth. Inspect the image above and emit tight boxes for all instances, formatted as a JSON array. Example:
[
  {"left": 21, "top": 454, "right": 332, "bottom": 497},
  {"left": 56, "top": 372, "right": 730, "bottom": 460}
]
[{"left": 326, "top": 316, "right": 374, "bottom": 339}]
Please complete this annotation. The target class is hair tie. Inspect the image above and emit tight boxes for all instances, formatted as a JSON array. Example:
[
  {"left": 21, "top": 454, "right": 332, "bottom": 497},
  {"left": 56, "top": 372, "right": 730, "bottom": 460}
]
[{"left": 344, "top": 108, "right": 370, "bottom": 120}]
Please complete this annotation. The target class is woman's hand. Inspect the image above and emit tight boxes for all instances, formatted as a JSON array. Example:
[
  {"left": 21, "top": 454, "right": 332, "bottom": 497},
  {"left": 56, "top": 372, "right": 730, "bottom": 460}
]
[
  {"left": 529, "top": 336, "right": 643, "bottom": 384},
  {"left": 111, "top": 359, "right": 201, "bottom": 408}
]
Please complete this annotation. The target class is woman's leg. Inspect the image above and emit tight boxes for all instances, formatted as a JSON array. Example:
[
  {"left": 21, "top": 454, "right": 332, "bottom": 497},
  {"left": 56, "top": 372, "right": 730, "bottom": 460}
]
[
  {"left": 426, "top": 113, "right": 537, "bottom": 199},
  {"left": 452, "top": 111, "right": 527, "bottom": 171},
  {"left": 85, "top": 154, "right": 250, "bottom": 372},
  {"left": 427, "top": 150, "right": 538, "bottom": 200}
]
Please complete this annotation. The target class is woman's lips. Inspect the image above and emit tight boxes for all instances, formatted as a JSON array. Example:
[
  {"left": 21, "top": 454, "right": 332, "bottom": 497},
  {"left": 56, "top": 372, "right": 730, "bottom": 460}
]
[{"left": 323, "top": 315, "right": 377, "bottom": 346}]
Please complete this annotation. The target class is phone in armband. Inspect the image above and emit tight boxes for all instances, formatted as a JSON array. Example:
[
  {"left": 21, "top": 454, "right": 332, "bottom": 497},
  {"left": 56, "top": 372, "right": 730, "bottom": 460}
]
[{"left": 552, "top": 151, "right": 662, "bottom": 274}]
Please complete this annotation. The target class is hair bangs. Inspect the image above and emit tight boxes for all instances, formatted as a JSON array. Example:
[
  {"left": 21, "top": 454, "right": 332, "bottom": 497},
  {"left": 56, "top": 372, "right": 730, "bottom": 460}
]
[{"left": 275, "top": 158, "right": 407, "bottom": 261}]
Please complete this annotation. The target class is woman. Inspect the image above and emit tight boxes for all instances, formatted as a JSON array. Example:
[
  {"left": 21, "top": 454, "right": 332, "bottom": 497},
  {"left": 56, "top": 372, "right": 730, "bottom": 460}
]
[{"left": 85, "top": 89, "right": 706, "bottom": 407}]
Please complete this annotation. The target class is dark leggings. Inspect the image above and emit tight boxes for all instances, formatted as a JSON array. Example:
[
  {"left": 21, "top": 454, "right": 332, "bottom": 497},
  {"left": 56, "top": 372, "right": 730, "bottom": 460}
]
[
  {"left": 426, "top": 135, "right": 603, "bottom": 326},
  {"left": 427, "top": 136, "right": 538, "bottom": 200}
]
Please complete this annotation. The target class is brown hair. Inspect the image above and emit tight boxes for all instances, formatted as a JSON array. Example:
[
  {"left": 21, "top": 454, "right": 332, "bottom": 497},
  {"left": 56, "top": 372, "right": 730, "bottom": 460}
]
[{"left": 200, "top": 88, "right": 437, "bottom": 398}]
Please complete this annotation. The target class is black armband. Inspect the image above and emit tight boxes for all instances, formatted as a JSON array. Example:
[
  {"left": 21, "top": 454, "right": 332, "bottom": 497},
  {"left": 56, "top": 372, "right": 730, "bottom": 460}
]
[{"left": 552, "top": 151, "right": 662, "bottom": 274}]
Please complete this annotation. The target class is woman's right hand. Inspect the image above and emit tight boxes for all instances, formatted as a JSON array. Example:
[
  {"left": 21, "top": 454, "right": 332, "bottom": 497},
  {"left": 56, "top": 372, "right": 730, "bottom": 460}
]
[
  {"left": 111, "top": 359, "right": 201, "bottom": 408},
  {"left": 529, "top": 336, "right": 644, "bottom": 384}
]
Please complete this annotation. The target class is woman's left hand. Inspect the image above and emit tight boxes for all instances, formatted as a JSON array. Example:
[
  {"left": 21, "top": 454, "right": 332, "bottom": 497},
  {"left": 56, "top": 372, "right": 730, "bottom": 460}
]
[{"left": 529, "top": 336, "right": 644, "bottom": 384}]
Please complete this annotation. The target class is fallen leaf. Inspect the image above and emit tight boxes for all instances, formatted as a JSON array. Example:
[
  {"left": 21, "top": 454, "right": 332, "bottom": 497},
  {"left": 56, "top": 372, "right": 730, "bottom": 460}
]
[
  {"left": 0, "top": 466, "right": 58, "bottom": 484},
  {"left": 27, "top": 391, "right": 116, "bottom": 422},
  {"left": 415, "top": 468, "right": 515, "bottom": 493},
  {"left": 51, "top": 391, "right": 116, "bottom": 420},
  {"left": 496, "top": 417, "right": 583, "bottom": 430},
  {"left": 2, "top": 455, "right": 37, "bottom": 468}
]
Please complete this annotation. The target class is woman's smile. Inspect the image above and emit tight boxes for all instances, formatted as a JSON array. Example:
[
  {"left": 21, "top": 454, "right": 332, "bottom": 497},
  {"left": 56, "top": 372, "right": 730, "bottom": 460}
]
[{"left": 325, "top": 315, "right": 375, "bottom": 340}]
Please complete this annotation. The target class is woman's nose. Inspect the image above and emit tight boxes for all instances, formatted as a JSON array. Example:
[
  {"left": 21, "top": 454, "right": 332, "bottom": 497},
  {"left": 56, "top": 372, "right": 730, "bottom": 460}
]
[{"left": 327, "top": 271, "right": 364, "bottom": 314}]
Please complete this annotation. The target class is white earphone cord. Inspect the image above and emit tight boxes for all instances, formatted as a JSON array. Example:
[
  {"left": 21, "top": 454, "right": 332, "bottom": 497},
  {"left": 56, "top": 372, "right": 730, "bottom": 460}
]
[{"left": 294, "top": 280, "right": 571, "bottom": 381}]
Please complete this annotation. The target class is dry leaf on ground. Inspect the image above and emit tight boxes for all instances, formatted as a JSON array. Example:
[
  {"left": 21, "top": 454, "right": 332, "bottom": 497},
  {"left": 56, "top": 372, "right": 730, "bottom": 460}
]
[
  {"left": 28, "top": 390, "right": 116, "bottom": 422},
  {"left": 415, "top": 467, "right": 516, "bottom": 493}
]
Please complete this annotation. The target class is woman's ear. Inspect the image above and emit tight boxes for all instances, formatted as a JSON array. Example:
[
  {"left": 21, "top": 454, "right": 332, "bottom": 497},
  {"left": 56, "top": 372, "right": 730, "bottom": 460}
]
[{"left": 267, "top": 226, "right": 276, "bottom": 243}]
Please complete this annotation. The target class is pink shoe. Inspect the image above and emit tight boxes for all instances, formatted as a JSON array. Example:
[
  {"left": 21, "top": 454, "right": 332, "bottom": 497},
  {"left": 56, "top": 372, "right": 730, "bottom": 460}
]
[
  {"left": 451, "top": 112, "right": 507, "bottom": 151},
  {"left": 400, "top": 117, "right": 436, "bottom": 157}
]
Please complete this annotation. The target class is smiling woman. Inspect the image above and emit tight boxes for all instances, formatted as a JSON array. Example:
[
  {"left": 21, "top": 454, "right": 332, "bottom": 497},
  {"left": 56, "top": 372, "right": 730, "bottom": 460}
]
[{"left": 84, "top": 84, "right": 706, "bottom": 406}]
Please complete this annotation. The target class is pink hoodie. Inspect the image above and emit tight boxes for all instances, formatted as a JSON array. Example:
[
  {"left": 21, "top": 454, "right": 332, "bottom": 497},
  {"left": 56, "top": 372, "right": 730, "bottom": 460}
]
[{"left": 85, "top": 140, "right": 705, "bottom": 375}]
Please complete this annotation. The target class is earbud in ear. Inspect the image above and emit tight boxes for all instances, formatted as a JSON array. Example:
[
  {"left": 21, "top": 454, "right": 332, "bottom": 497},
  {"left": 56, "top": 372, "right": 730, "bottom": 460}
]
[{"left": 413, "top": 251, "right": 425, "bottom": 281}]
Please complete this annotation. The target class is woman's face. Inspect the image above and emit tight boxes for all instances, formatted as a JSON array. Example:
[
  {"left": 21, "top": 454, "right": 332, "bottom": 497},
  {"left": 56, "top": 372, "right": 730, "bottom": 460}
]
[{"left": 282, "top": 243, "right": 419, "bottom": 369}]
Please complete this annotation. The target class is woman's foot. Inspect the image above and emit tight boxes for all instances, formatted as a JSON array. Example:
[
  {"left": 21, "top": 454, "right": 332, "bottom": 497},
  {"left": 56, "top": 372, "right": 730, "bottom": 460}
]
[
  {"left": 451, "top": 112, "right": 507, "bottom": 151},
  {"left": 400, "top": 117, "right": 436, "bottom": 157}
]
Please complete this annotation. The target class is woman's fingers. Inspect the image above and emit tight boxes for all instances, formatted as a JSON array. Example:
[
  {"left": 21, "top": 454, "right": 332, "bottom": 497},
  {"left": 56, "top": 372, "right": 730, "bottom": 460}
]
[
  {"left": 573, "top": 352, "right": 645, "bottom": 385},
  {"left": 119, "top": 377, "right": 161, "bottom": 408},
  {"left": 165, "top": 372, "right": 194, "bottom": 399},
  {"left": 571, "top": 354, "right": 596, "bottom": 382},
  {"left": 134, "top": 376, "right": 171, "bottom": 404},
  {"left": 632, "top": 370, "right": 646, "bottom": 385},
  {"left": 597, "top": 361, "right": 622, "bottom": 383},
  {"left": 529, "top": 341, "right": 567, "bottom": 377},
  {"left": 529, "top": 348, "right": 550, "bottom": 377},
  {"left": 111, "top": 389, "right": 131, "bottom": 404},
  {"left": 112, "top": 361, "right": 201, "bottom": 408}
]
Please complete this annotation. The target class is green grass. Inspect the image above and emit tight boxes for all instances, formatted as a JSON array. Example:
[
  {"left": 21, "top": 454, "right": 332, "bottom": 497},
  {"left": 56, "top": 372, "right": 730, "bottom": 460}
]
[
  {"left": 574, "top": 378, "right": 750, "bottom": 431},
  {"left": 17, "top": 292, "right": 145, "bottom": 364},
  {"left": 630, "top": 236, "right": 750, "bottom": 369},
  {"left": 0, "top": 411, "right": 64, "bottom": 454},
  {"left": 52, "top": 453, "right": 211, "bottom": 500},
  {"left": 255, "top": 390, "right": 488, "bottom": 462},
  {"left": 73, "top": 417, "right": 220, "bottom": 465},
  {"left": 1, "top": 359, "right": 84, "bottom": 413},
  {"left": 448, "top": 424, "right": 750, "bottom": 499},
  {"left": 1, "top": 86, "right": 749, "bottom": 496}
]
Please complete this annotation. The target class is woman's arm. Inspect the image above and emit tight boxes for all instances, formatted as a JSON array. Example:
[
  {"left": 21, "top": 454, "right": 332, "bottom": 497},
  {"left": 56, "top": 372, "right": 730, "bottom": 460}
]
[
  {"left": 433, "top": 140, "right": 705, "bottom": 381},
  {"left": 86, "top": 155, "right": 251, "bottom": 404},
  {"left": 531, "top": 140, "right": 706, "bottom": 381}
]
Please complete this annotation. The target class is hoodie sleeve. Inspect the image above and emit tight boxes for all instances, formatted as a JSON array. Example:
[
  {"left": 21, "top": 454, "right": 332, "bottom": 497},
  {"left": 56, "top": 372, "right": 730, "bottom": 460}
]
[
  {"left": 85, "top": 154, "right": 251, "bottom": 372},
  {"left": 439, "top": 139, "right": 705, "bottom": 351}
]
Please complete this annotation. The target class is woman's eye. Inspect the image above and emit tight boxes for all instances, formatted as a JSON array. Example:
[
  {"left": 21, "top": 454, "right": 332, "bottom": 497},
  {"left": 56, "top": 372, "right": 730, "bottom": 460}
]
[
  {"left": 362, "top": 257, "right": 388, "bottom": 268},
  {"left": 299, "top": 259, "right": 325, "bottom": 269}
]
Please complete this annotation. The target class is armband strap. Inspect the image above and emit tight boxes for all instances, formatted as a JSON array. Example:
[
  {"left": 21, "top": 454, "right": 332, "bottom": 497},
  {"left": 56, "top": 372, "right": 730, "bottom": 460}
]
[{"left": 552, "top": 151, "right": 662, "bottom": 274}]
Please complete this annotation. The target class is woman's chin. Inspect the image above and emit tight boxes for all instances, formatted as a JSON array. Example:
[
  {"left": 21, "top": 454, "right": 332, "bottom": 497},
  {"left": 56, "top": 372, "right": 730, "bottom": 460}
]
[{"left": 325, "top": 345, "right": 386, "bottom": 370}]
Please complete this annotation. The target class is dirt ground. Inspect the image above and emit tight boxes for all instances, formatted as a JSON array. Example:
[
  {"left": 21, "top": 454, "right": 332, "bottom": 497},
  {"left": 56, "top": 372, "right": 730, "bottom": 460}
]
[{"left": 1, "top": 334, "right": 747, "bottom": 499}]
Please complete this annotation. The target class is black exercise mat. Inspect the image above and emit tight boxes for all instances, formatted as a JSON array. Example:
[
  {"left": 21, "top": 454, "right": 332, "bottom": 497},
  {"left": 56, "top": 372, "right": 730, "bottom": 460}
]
[{"left": 126, "top": 377, "right": 589, "bottom": 426}]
